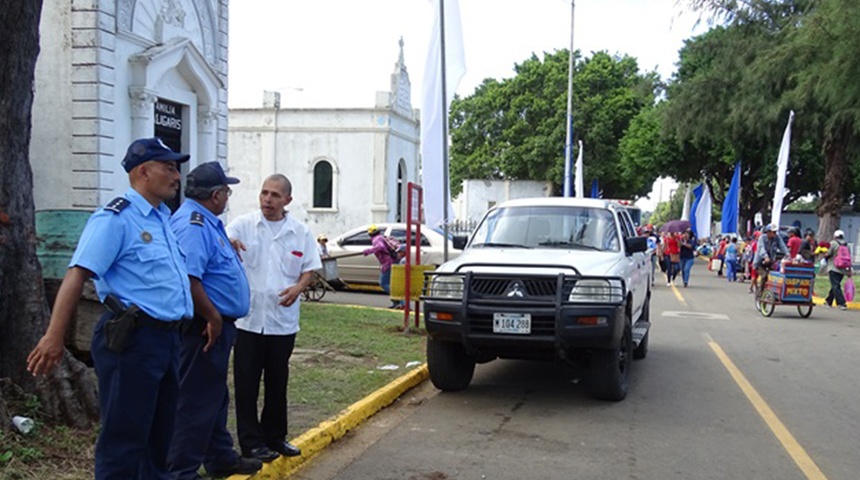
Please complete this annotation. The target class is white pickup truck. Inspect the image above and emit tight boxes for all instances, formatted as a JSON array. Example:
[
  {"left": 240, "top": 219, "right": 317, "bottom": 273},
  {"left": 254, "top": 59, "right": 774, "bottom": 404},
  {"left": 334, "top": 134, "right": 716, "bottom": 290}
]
[{"left": 422, "top": 197, "right": 652, "bottom": 401}]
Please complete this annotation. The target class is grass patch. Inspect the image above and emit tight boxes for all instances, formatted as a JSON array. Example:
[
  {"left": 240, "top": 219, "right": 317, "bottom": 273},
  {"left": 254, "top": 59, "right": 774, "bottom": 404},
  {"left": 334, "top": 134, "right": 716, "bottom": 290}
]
[{"left": 3, "top": 303, "right": 426, "bottom": 480}]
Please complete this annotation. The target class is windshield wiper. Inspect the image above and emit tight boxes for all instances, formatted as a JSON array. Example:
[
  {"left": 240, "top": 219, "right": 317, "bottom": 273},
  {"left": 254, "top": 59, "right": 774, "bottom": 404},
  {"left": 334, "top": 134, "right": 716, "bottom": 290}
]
[
  {"left": 537, "top": 241, "right": 602, "bottom": 251},
  {"left": 473, "top": 242, "right": 532, "bottom": 249}
]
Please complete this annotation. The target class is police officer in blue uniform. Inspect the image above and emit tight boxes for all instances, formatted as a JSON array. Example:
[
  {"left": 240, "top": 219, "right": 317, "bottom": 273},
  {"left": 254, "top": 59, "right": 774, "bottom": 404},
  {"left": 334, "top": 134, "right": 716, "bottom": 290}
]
[
  {"left": 167, "top": 162, "right": 261, "bottom": 479},
  {"left": 27, "top": 138, "right": 193, "bottom": 480}
]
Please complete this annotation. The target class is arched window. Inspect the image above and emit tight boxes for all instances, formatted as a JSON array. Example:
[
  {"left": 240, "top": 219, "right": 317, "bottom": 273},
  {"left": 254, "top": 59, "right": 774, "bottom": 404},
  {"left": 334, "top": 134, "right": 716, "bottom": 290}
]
[{"left": 313, "top": 161, "right": 333, "bottom": 208}]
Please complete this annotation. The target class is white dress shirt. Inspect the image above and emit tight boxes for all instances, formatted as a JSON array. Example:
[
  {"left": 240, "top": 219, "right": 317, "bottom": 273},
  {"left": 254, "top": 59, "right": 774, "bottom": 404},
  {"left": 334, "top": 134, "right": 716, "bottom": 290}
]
[{"left": 226, "top": 210, "right": 321, "bottom": 335}]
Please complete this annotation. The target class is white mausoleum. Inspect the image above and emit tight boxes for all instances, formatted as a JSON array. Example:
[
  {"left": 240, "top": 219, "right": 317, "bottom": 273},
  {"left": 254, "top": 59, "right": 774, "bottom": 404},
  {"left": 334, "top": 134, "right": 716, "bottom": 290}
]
[
  {"left": 453, "top": 179, "right": 553, "bottom": 222},
  {"left": 228, "top": 43, "right": 420, "bottom": 239},
  {"left": 31, "top": 0, "right": 229, "bottom": 211}
]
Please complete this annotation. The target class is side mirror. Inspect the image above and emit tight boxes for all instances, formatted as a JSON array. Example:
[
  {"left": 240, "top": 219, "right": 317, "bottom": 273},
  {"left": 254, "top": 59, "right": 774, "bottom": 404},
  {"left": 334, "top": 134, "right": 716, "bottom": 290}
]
[
  {"left": 625, "top": 236, "right": 648, "bottom": 255},
  {"left": 452, "top": 235, "right": 468, "bottom": 250}
]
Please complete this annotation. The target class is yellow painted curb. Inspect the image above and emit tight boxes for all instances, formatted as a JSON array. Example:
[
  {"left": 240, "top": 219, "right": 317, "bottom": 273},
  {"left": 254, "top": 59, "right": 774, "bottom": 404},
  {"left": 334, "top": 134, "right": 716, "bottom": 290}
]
[
  {"left": 228, "top": 364, "right": 429, "bottom": 480},
  {"left": 811, "top": 295, "right": 859, "bottom": 310}
]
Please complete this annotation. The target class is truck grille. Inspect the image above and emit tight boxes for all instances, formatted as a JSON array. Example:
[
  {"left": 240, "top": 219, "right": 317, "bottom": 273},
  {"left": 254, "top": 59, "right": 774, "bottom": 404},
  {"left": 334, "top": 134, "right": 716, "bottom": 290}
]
[
  {"left": 469, "top": 313, "right": 556, "bottom": 336},
  {"left": 470, "top": 277, "right": 559, "bottom": 299}
]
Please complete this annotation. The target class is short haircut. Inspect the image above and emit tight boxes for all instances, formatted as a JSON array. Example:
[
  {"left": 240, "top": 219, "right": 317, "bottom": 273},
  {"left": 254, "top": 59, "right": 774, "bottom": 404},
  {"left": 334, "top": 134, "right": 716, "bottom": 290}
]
[
  {"left": 265, "top": 174, "right": 292, "bottom": 197},
  {"left": 185, "top": 184, "right": 220, "bottom": 200}
]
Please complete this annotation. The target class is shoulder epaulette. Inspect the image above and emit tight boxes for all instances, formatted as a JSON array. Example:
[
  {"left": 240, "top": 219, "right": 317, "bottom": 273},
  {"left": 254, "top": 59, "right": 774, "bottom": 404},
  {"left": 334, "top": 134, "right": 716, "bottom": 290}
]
[
  {"left": 190, "top": 211, "right": 205, "bottom": 226},
  {"left": 104, "top": 197, "right": 130, "bottom": 214}
]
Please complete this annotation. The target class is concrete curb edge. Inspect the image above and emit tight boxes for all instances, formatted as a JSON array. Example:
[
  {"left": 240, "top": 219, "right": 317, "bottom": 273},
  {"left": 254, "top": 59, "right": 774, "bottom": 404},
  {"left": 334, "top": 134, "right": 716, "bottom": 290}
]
[{"left": 229, "top": 364, "right": 430, "bottom": 480}]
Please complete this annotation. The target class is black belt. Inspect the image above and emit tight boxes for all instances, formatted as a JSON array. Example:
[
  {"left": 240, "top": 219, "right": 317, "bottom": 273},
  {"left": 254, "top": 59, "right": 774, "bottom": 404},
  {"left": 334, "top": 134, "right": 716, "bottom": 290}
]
[{"left": 136, "top": 311, "right": 183, "bottom": 331}]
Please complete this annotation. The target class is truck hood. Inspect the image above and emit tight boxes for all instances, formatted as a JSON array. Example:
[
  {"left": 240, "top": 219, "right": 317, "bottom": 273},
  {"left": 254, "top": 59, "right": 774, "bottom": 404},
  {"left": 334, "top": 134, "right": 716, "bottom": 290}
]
[{"left": 437, "top": 247, "right": 623, "bottom": 277}]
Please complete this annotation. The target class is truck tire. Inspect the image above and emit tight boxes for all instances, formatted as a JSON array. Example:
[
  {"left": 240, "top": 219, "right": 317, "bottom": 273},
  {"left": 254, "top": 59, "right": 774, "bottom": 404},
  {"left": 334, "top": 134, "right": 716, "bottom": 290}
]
[
  {"left": 589, "top": 325, "right": 632, "bottom": 401},
  {"left": 427, "top": 337, "right": 476, "bottom": 391}
]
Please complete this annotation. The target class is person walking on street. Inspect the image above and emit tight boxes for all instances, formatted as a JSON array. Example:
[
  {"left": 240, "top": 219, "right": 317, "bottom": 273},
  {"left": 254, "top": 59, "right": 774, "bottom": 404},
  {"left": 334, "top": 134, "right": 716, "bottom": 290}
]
[
  {"left": 786, "top": 228, "right": 802, "bottom": 259},
  {"left": 363, "top": 225, "right": 402, "bottom": 308},
  {"left": 227, "top": 175, "right": 321, "bottom": 462},
  {"left": 823, "top": 230, "right": 853, "bottom": 310},
  {"left": 27, "top": 138, "right": 193, "bottom": 480},
  {"left": 167, "top": 162, "right": 261, "bottom": 478},
  {"left": 725, "top": 237, "right": 739, "bottom": 282},
  {"left": 678, "top": 229, "right": 696, "bottom": 287},
  {"left": 716, "top": 236, "right": 728, "bottom": 276},
  {"left": 663, "top": 232, "right": 680, "bottom": 286},
  {"left": 646, "top": 226, "right": 659, "bottom": 286},
  {"left": 799, "top": 229, "right": 817, "bottom": 261}
]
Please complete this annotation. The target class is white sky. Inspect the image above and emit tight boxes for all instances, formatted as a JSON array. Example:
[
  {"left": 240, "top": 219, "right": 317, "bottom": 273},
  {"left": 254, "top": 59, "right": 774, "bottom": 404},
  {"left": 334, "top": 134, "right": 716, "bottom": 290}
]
[{"left": 228, "top": 0, "right": 705, "bottom": 209}]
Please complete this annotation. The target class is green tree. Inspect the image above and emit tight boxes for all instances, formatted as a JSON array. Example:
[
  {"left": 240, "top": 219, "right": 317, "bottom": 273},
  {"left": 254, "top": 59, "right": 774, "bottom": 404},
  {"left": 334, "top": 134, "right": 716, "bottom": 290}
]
[
  {"left": 687, "top": 0, "right": 860, "bottom": 239},
  {"left": 449, "top": 50, "right": 660, "bottom": 198},
  {"left": 0, "top": 0, "right": 98, "bottom": 429},
  {"left": 659, "top": 22, "right": 825, "bottom": 228}
]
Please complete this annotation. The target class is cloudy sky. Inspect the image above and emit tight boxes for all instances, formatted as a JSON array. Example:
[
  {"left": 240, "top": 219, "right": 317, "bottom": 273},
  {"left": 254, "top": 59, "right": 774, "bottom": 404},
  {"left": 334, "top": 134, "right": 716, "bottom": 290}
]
[{"left": 228, "top": 0, "right": 708, "bottom": 207}]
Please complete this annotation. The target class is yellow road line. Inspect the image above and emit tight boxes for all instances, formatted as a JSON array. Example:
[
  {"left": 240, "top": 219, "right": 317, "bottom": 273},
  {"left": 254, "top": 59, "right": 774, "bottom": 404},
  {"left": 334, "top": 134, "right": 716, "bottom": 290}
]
[
  {"left": 670, "top": 283, "right": 687, "bottom": 306},
  {"left": 707, "top": 340, "right": 828, "bottom": 480}
]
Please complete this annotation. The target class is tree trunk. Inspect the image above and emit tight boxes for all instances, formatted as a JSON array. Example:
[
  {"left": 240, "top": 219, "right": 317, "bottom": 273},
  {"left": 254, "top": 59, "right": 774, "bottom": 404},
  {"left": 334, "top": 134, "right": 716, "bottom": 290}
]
[
  {"left": 0, "top": 0, "right": 99, "bottom": 428},
  {"left": 816, "top": 122, "right": 850, "bottom": 241}
]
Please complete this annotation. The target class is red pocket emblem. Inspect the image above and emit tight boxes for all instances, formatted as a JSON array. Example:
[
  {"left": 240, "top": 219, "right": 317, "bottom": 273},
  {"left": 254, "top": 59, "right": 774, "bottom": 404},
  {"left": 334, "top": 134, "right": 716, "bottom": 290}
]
[{"left": 291, "top": 251, "right": 303, "bottom": 257}]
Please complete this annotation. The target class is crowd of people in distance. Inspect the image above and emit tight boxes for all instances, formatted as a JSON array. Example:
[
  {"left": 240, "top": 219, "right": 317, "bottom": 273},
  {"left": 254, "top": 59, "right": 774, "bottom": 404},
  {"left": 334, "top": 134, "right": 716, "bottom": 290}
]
[{"left": 641, "top": 222, "right": 854, "bottom": 311}]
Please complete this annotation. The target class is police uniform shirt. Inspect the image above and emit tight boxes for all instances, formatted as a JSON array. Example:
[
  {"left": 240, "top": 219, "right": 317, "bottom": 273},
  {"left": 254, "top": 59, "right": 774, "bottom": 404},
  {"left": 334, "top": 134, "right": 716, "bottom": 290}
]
[
  {"left": 169, "top": 199, "right": 250, "bottom": 319},
  {"left": 226, "top": 210, "right": 322, "bottom": 335},
  {"left": 70, "top": 188, "right": 193, "bottom": 321}
]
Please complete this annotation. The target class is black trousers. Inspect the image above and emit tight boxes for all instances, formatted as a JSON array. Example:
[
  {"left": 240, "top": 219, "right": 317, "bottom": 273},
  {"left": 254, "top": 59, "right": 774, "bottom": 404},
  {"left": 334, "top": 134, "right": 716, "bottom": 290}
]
[{"left": 234, "top": 330, "right": 296, "bottom": 454}]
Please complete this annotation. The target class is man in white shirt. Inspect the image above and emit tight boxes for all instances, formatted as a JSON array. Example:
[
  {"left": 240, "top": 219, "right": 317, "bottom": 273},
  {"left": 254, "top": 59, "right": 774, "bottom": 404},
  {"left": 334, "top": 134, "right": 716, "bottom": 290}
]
[{"left": 226, "top": 174, "right": 321, "bottom": 462}]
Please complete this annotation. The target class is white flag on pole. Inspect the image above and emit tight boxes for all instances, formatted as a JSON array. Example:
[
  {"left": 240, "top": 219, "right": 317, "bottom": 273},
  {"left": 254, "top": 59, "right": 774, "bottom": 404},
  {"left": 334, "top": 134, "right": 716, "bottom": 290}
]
[
  {"left": 694, "top": 183, "right": 712, "bottom": 239},
  {"left": 681, "top": 184, "right": 691, "bottom": 221},
  {"left": 421, "top": 0, "right": 466, "bottom": 228},
  {"left": 574, "top": 141, "right": 584, "bottom": 198},
  {"left": 771, "top": 110, "right": 794, "bottom": 227}
]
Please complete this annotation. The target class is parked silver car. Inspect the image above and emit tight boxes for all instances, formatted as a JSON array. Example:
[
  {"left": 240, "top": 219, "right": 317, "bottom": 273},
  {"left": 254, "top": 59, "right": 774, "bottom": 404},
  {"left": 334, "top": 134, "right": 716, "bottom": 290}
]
[{"left": 328, "top": 223, "right": 462, "bottom": 286}]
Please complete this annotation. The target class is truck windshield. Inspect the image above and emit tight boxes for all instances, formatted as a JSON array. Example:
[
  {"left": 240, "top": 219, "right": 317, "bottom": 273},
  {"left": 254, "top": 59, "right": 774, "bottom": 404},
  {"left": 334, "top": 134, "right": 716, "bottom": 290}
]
[{"left": 471, "top": 206, "right": 620, "bottom": 251}]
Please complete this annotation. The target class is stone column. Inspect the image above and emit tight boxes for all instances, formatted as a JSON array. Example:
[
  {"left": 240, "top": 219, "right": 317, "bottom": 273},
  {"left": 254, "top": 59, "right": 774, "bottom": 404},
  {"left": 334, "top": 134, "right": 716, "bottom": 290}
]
[{"left": 129, "top": 87, "right": 158, "bottom": 139}]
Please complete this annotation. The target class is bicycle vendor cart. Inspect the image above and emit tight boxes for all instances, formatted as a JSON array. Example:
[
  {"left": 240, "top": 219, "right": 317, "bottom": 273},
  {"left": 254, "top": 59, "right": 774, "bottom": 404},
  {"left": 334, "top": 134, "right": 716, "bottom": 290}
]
[
  {"left": 756, "top": 261, "right": 815, "bottom": 317},
  {"left": 302, "top": 256, "right": 340, "bottom": 302}
]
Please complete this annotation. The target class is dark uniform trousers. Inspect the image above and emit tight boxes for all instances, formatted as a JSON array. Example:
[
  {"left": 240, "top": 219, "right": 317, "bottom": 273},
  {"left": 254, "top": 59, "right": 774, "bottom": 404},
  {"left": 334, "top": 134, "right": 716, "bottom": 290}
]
[
  {"left": 167, "top": 316, "right": 238, "bottom": 479},
  {"left": 91, "top": 312, "right": 181, "bottom": 480},
  {"left": 234, "top": 330, "right": 296, "bottom": 453}
]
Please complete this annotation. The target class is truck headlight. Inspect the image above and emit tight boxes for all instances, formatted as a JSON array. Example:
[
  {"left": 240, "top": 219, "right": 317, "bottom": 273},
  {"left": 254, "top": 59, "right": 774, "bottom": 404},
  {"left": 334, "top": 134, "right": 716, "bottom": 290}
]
[
  {"left": 429, "top": 275, "right": 464, "bottom": 299},
  {"left": 568, "top": 279, "right": 623, "bottom": 303}
]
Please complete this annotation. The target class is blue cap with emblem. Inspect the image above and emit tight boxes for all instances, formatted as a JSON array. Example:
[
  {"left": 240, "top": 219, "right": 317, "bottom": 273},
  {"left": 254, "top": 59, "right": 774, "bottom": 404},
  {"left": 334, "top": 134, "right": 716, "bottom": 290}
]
[
  {"left": 186, "top": 161, "right": 240, "bottom": 189},
  {"left": 122, "top": 137, "right": 190, "bottom": 173}
]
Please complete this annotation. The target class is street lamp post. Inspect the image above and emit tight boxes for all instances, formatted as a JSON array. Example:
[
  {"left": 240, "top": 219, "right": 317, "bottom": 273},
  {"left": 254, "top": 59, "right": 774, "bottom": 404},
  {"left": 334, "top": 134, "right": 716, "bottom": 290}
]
[{"left": 563, "top": 0, "right": 576, "bottom": 197}]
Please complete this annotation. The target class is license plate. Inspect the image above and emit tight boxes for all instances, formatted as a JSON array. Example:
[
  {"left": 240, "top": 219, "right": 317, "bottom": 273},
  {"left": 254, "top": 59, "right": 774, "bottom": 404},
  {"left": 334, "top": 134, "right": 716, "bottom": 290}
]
[{"left": 493, "top": 313, "right": 531, "bottom": 334}]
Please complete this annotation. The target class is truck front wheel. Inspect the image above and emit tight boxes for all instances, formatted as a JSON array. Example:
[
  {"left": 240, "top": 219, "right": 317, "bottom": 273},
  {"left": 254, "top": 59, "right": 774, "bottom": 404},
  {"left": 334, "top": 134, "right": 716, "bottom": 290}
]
[
  {"left": 589, "top": 325, "right": 632, "bottom": 401},
  {"left": 427, "top": 337, "right": 476, "bottom": 391}
]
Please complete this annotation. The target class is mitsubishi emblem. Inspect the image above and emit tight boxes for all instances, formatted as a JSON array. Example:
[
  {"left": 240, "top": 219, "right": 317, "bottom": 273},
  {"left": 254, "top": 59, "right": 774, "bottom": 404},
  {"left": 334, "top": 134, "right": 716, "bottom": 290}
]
[{"left": 505, "top": 281, "right": 526, "bottom": 298}]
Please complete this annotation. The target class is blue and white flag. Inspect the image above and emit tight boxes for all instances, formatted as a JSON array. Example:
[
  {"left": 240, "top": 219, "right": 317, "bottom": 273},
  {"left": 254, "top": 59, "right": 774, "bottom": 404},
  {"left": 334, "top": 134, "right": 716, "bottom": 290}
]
[
  {"left": 590, "top": 178, "right": 600, "bottom": 199},
  {"left": 690, "top": 182, "right": 712, "bottom": 239},
  {"left": 721, "top": 162, "right": 741, "bottom": 234}
]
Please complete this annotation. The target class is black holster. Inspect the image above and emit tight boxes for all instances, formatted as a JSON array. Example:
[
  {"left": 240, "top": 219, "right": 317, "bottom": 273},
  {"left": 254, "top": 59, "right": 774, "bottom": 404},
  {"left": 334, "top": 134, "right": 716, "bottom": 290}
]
[{"left": 104, "top": 304, "right": 139, "bottom": 354}]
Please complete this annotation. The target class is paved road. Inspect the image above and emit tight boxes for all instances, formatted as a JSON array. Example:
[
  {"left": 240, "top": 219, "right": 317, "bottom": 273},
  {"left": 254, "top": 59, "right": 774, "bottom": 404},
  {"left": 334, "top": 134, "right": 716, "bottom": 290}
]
[{"left": 298, "top": 264, "right": 860, "bottom": 480}]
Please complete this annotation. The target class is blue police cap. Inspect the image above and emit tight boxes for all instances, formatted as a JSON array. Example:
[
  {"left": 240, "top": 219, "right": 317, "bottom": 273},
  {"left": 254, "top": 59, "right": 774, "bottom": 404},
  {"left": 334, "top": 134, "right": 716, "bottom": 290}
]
[
  {"left": 187, "top": 161, "right": 240, "bottom": 189},
  {"left": 122, "top": 137, "right": 190, "bottom": 172}
]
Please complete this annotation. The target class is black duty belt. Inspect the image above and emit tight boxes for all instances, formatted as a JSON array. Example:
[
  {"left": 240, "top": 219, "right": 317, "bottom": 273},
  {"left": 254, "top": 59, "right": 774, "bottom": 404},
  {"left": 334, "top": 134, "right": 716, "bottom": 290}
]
[{"left": 136, "top": 311, "right": 184, "bottom": 331}]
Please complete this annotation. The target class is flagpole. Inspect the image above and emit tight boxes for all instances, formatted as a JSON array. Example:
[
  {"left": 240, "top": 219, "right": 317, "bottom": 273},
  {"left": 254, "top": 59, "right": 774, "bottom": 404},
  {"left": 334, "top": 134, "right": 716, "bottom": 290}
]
[
  {"left": 563, "top": 0, "right": 575, "bottom": 197},
  {"left": 439, "top": 0, "right": 450, "bottom": 261}
]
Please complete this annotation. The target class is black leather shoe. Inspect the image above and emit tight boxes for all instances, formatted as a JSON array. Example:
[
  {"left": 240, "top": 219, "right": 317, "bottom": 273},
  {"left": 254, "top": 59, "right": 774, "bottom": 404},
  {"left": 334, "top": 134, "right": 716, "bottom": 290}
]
[
  {"left": 270, "top": 441, "right": 302, "bottom": 457},
  {"left": 207, "top": 456, "right": 264, "bottom": 477},
  {"left": 246, "top": 446, "right": 280, "bottom": 463}
]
